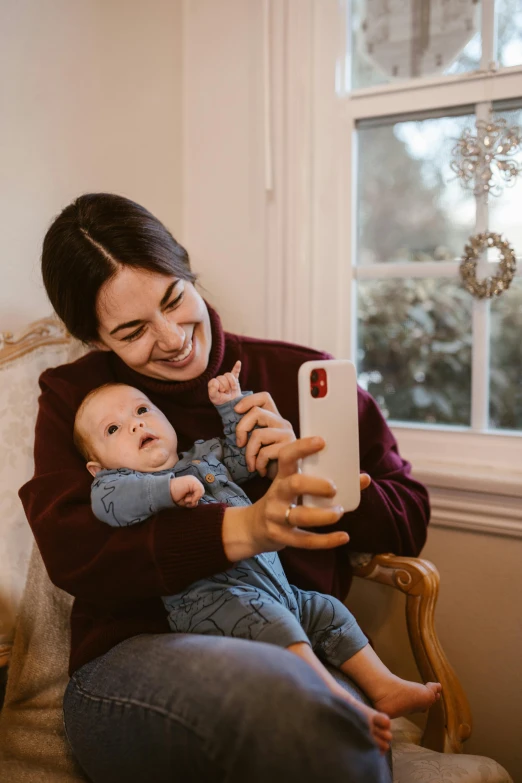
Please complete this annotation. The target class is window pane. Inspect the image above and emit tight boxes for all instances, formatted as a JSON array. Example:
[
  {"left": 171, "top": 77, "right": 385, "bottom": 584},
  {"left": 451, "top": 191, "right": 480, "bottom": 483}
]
[
  {"left": 489, "top": 278, "right": 522, "bottom": 431},
  {"left": 496, "top": 0, "right": 522, "bottom": 69},
  {"left": 357, "top": 114, "right": 475, "bottom": 264},
  {"left": 357, "top": 278, "right": 472, "bottom": 425},
  {"left": 351, "top": 0, "right": 481, "bottom": 90},
  {"left": 488, "top": 106, "right": 522, "bottom": 251}
]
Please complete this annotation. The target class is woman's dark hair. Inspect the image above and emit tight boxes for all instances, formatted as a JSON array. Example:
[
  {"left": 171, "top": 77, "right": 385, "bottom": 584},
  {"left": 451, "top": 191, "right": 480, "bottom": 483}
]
[{"left": 41, "top": 193, "right": 196, "bottom": 343}]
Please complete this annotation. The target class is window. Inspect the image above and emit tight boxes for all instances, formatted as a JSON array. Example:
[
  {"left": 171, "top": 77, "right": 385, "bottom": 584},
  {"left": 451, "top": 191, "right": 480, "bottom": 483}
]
[
  {"left": 351, "top": 0, "right": 482, "bottom": 89},
  {"left": 347, "top": 0, "right": 522, "bottom": 445}
]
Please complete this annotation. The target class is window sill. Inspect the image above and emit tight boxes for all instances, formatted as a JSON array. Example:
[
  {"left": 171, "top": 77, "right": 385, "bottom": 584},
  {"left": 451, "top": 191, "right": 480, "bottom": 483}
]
[
  {"left": 391, "top": 425, "right": 522, "bottom": 539},
  {"left": 391, "top": 424, "right": 522, "bottom": 498},
  {"left": 412, "top": 459, "right": 522, "bottom": 499}
]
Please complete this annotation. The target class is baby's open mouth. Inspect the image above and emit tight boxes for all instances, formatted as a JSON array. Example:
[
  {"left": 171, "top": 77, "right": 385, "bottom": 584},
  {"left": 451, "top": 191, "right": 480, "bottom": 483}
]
[{"left": 139, "top": 434, "right": 158, "bottom": 449}]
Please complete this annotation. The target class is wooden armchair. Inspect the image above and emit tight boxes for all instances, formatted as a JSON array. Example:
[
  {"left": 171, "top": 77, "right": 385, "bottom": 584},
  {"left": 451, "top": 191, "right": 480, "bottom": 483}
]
[
  {"left": 352, "top": 553, "right": 472, "bottom": 754},
  {"left": 0, "top": 647, "right": 9, "bottom": 671}
]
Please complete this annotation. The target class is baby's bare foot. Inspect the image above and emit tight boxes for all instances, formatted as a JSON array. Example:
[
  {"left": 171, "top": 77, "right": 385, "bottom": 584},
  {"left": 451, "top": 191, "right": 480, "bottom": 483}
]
[
  {"left": 373, "top": 678, "right": 441, "bottom": 719},
  {"left": 332, "top": 686, "right": 392, "bottom": 754}
]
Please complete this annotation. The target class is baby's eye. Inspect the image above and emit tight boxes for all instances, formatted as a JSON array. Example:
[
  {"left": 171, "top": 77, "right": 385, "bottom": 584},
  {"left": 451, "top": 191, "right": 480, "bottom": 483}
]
[
  {"left": 137, "top": 406, "right": 149, "bottom": 415},
  {"left": 107, "top": 425, "right": 119, "bottom": 435}
]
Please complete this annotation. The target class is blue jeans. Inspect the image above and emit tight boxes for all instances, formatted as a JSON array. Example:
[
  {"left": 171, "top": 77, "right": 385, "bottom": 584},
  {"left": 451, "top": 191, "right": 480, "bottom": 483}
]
[{"left": 63, "top": 634, "right": 391, "bottom": 783}]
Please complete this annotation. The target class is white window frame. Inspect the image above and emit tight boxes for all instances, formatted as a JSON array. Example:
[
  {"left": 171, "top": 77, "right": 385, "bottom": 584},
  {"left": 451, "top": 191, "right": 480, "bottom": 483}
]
[
  {"left": 340, "top": 0, "right": 522, "bottom": 496},
  {"left": 262, "top": 0, "right": 521, "bottom": 499}
]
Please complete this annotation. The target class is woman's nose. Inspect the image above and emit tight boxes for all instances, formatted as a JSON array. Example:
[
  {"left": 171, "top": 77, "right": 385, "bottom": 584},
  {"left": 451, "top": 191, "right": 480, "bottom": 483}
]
[{"left": 155, "top": 320, "right": 185, "bottom": 353}]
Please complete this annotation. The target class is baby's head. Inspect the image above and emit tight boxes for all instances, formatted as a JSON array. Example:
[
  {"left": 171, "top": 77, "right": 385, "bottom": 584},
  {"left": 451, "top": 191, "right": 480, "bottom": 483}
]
[{"left": 74, "top": 383, "right": 178, "bottom": 476}]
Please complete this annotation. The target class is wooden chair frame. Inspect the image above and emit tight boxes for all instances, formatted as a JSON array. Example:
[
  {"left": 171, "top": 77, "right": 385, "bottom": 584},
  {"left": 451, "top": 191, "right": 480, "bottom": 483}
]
[
  {"left": 0, "top": 316, "right": 71, "bottom": 365},
  {"left": 0, "top": 318, "right": 472, "bottom": 755},
  {"left": 353, "top": 553, "right": 472, "bottom": 753}
]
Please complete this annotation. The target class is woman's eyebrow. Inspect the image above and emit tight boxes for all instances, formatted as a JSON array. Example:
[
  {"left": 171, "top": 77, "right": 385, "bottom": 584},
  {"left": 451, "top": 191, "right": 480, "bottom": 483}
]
[
  {"left": 110, "top": 319, "right": 141, "bottom": 336},
  {"left": 109, "top": 280, "right": 181, "bottom": 335},
  {"left": 159, "top": 279, "right": 180, "bottom": 307}
]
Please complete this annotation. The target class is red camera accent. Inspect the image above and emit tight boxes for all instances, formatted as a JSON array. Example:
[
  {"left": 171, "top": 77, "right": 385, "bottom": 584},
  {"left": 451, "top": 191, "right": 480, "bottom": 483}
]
[{"left": 310, "top": 368, "right": 327, "bottom": 398}]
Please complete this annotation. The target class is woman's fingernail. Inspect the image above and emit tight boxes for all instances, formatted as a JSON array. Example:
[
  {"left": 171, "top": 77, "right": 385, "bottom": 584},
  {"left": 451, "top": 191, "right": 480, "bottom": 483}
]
[{"left": 336, "top": 506, "right": 344, "bottom": 516}]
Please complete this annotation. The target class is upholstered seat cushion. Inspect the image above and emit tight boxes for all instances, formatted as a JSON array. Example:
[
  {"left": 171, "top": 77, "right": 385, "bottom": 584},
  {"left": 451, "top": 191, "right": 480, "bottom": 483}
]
[{"left": 392, "top": 741, "right": 513, "bottom": 783}]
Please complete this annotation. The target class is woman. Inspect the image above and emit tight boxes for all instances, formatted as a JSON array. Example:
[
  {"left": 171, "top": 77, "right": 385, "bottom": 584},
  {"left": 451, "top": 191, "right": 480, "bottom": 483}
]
[{"left": 20, "top": 193, "right": 429, "bottom": 783}]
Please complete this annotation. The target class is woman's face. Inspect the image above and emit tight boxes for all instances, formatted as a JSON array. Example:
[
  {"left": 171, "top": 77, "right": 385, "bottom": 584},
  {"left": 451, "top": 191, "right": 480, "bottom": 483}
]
[{"left": 95, "top": 267, "right": 212, "bottom": 381}]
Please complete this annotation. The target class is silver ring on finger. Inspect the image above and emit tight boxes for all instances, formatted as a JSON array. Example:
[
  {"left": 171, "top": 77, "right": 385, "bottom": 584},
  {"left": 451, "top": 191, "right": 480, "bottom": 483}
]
[{"left": 285, "top": 503, "right": 297, "bottom": 526}]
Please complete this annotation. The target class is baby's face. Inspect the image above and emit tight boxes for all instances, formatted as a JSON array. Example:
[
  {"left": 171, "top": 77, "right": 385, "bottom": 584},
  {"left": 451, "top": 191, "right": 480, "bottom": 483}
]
[{"left": 80, "top": 385, "right": 178, "bottom": 475}]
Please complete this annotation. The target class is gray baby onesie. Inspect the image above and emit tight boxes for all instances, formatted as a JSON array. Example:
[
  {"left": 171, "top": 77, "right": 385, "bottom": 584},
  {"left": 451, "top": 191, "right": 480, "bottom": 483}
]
[{"left": 91, "top": 394, "right": 367, "bottom": 667}]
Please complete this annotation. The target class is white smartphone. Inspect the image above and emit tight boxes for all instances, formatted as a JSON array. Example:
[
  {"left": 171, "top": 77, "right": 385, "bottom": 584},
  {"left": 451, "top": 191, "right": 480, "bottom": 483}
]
[{"left": 298, "top": 359, "right": 360, "bottom": 511}]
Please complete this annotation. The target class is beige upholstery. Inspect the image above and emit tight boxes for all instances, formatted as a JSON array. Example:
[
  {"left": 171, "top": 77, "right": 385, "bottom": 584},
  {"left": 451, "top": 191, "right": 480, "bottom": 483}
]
[
  {"left": 0, "top": 545, "right": 86, "bottom": 782},
  {"left": 0, "top": 320, "right": 85, "bottom": 651},
  {"left": 0, "top": 318, "right": 514, "bottom": 782}
]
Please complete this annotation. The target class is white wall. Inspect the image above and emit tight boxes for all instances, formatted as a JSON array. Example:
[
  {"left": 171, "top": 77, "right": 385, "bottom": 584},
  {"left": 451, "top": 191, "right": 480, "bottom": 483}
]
[
  {"left": 0, "top": 0, "right": 183, "bottom": 334},
  {"left": 182, "top": 0, "right": 267, "bottom": 338}
]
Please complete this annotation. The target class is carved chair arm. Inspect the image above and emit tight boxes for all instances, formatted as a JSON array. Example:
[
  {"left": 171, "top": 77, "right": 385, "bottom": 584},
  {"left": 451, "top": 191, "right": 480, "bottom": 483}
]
[
  {"left": 0, "top": 643, "right": 11, "bottom": 668},
  {"left": 353, "top": 553, "right": 472, "bottom": 754}
]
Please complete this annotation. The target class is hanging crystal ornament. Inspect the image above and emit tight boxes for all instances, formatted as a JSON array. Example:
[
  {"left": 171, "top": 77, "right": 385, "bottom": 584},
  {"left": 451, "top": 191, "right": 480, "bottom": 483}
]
[
  {"left": 460, "top": 233, "right": 517, "bottom": 299},
  {"left": 450, "top": 114, "right": 522, "bottom": 198}
]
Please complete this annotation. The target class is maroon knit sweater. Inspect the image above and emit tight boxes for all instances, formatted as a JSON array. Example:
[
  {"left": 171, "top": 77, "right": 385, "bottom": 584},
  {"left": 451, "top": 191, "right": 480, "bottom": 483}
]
[{"left": 19, "top": 307, "right": 430, "bottom": 675}]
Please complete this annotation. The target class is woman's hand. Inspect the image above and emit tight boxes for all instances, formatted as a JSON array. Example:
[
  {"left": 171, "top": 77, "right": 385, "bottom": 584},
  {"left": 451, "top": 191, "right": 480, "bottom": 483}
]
[
  {"left": 222, "top": 437, "right": 371, "bottom": 561},
  {"left": 233, "top": 392, "right": 296, "bottom": 475}
]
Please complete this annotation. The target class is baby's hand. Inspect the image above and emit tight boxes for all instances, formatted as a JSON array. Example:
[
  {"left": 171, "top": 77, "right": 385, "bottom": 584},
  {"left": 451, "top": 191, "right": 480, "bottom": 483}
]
[
  {"left": 208, "top": 360, "right": 242, "bottom": 406},
  {"left": 170, "top": 475, "right": 205, "bottom": 508}
]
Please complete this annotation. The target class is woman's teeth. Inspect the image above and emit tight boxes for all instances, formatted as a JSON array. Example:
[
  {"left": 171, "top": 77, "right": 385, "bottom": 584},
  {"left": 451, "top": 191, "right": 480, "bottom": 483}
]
[{"left": 167, "top": 340, "right": 193, "bottom": 363}]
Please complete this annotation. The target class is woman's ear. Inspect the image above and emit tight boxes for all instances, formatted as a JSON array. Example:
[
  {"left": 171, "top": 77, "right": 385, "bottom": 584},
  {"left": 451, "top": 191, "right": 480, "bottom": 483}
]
[{"left": 86, "top": 460, "right": 104, "bottom": 477}]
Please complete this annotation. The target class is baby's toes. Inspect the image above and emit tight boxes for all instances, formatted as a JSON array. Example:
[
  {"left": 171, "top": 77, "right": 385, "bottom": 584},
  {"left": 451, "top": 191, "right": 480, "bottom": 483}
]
[
  {"left": 373, "top": 711, "right": 391, "bottom": 729},
  {"left": 371, "top": 712, "right": 392, "bottom": 754},
  {"left": 374, "top": 730, "right": 391, "bottom": 754}
]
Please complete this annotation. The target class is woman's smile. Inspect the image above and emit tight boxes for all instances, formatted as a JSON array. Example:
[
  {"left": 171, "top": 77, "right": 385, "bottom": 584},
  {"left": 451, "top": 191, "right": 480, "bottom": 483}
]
[{"left": 155, "top": 333, "right": 195, "bottom": 367}]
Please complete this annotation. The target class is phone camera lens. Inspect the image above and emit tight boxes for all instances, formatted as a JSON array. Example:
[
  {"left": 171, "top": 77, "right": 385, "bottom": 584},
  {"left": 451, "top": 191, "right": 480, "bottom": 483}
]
[
  {"left": 311, "top": 386, "right": 320, "bottom": 398},
  {"left": 311, "top": 370, "right": 319, "bottom": 383}
]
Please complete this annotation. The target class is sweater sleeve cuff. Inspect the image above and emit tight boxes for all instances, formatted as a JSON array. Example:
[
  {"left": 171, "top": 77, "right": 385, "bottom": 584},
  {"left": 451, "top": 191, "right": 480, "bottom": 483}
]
[
  {"left": 153, "top": 503, "right": 232, "bottom": 594},
  {"left": 338, "top": 482, "right": 391, "bottom": 551}
]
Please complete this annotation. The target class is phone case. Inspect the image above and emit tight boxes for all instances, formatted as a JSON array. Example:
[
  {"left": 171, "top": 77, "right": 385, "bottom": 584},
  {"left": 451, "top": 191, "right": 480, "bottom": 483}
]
[{"left": 298, "top": 359, "right": 360, "bottom": 511}]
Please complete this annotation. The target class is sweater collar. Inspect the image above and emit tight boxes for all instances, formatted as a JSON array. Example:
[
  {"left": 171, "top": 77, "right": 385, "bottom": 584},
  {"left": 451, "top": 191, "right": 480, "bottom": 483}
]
[{"left": 110, "top": 303, "right": 226, "bottom": 404}]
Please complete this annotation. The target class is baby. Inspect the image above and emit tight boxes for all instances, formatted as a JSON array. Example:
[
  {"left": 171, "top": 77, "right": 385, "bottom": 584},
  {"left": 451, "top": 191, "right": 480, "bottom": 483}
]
[{"left": 74, "top": 361, "right": 441, "bottom": 754}]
